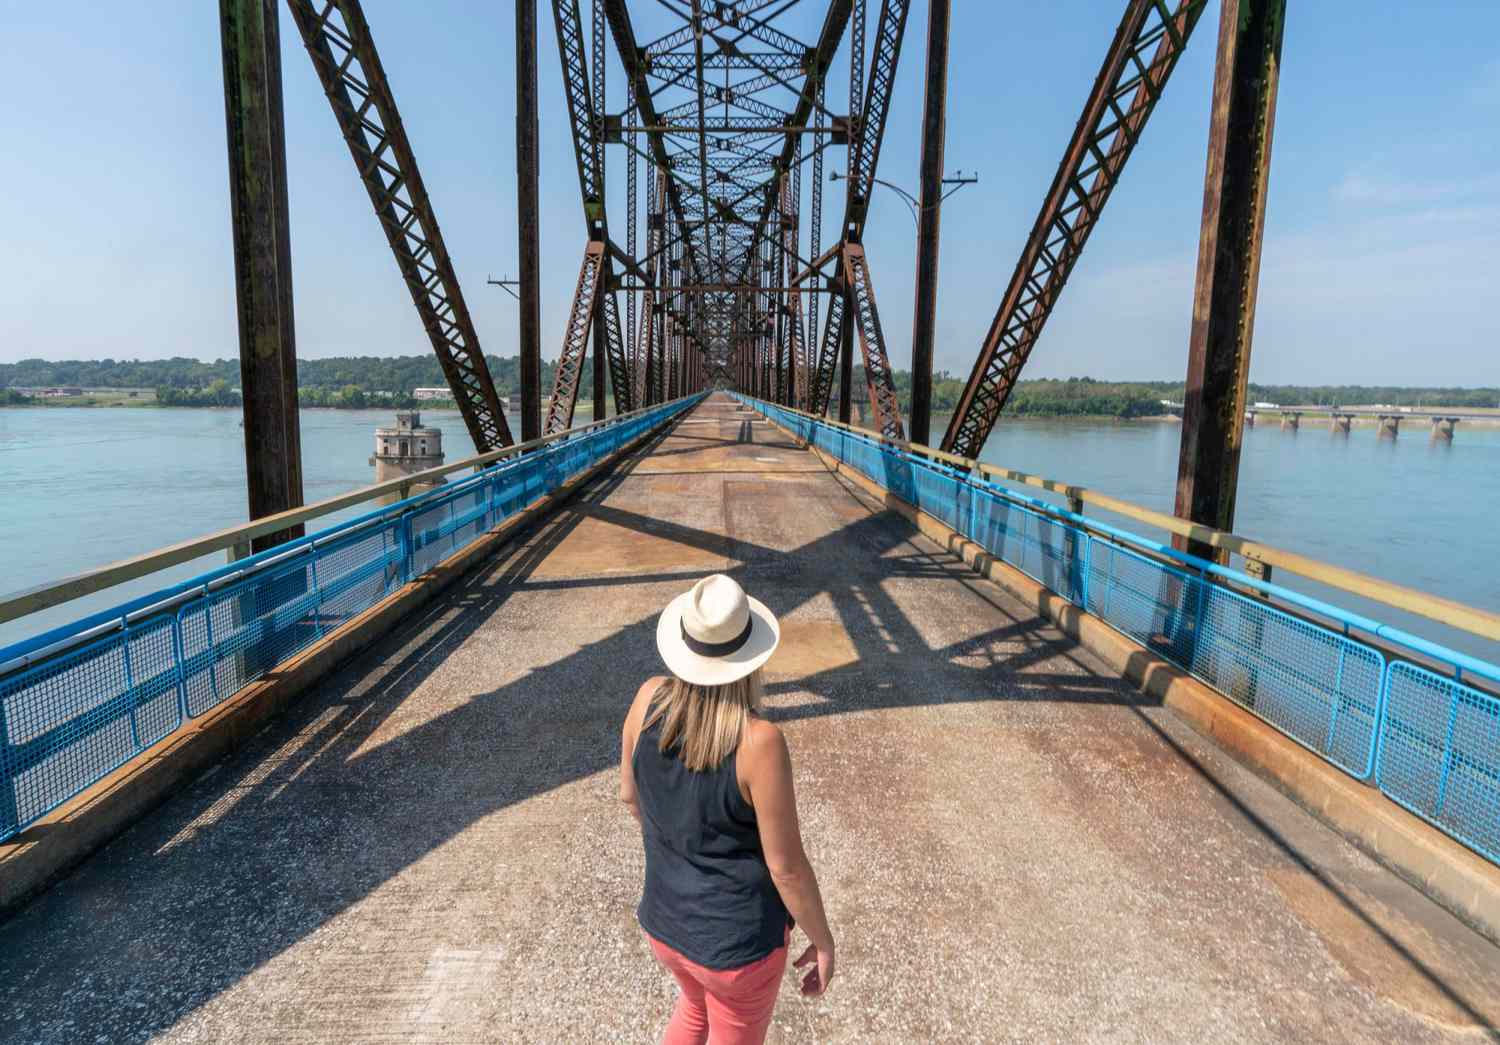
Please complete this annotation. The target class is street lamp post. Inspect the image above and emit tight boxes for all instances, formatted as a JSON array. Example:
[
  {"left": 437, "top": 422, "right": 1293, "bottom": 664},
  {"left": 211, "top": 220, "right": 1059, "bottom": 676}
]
[{"left": 828, "top": 167, "right": 976, "bottom": 441}]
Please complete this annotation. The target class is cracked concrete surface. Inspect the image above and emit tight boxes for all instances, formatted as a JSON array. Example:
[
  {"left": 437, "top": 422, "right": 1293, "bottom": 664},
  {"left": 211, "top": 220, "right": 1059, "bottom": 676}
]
[{"left": 1, "top": 395, "right": 1497, "bottom": 1043}]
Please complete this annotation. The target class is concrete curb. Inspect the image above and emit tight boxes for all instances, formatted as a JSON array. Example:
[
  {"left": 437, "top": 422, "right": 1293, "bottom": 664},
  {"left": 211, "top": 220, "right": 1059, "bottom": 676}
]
[
  {"left": 778, "top": 424, "right": 1500, "bottom": 948},
  {"left": 0, "top": 414, "right": 681, "bottom": 917}
]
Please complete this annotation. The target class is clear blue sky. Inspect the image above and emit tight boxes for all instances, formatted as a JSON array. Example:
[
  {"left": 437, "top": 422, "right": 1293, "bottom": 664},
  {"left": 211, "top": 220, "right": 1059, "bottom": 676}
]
[{"left": 1, "top": 1, "right": 1496, "bottom": 386}]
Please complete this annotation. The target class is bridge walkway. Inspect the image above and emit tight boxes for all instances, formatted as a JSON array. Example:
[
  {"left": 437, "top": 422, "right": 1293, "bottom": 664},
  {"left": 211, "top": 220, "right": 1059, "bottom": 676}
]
[{"left": 1, "top": 395, "right": 1497, "bottom": 1042}]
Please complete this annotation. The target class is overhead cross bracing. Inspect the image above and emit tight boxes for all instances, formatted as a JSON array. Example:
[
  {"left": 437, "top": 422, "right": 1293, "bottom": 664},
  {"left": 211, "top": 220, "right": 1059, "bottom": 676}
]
[{"left": 532, "top": 0, "right": 915, "bottom": 439}]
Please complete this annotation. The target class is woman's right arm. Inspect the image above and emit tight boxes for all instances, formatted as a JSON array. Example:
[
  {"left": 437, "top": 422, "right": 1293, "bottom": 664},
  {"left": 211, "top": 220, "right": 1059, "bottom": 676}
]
[{"left": 743, "top": 719, "right": 835, "bottom": 997}]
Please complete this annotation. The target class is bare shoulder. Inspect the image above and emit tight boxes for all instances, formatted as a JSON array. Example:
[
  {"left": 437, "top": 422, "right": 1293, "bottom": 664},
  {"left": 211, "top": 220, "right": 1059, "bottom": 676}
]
[
  {"left": 625, "top": 676, "right": 667, "bottom": 731},
  {"left": 740, "top": 716, "right": 789, "bottom": 771}
]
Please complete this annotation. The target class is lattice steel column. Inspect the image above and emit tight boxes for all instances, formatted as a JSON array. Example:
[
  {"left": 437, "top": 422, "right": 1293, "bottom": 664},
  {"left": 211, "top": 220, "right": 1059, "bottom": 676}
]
[
  {"left": 601, "top": 291, "right": 633, "bottom": 414},
  {"left": 842, "top": 243, "right": 904, "bottom": 439},
  {"left": 809, "top": 266, "right": 846, "bottom": 416},
  {"left": 545, "top": 242, "right": 606, "bottom": 434}
]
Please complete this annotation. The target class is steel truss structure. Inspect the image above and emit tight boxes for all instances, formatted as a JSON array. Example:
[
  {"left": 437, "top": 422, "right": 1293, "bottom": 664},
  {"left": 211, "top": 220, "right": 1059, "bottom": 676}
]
[
  {"left": 287, "top": 0, "right": 513, "bottom": 450},
  {"left": 531, "top": 0, "right": 919, "bottom": 439},
  {"left": 941, "top": 0, "right": 1208, "bottom": 459},
  {"left": 217, "top": 0, "right": 1288, "bottom": 576}
]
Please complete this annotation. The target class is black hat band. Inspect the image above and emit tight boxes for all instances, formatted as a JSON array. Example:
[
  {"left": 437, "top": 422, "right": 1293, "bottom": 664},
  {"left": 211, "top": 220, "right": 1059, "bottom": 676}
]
[{"left": 680, "top": 615, "right": 754, "bottom": 657}]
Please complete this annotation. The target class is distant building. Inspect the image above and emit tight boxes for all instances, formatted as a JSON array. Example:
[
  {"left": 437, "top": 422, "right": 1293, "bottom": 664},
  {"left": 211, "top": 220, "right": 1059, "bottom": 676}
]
[
  {"left": 14, "top": 386, "right": 83, "bottom": 398},
  {"left": 371, "top": 411, "right": 445, "bottom": 499},
  {"left": 413, "top": 387, "right": 453, "bottom": 401}
]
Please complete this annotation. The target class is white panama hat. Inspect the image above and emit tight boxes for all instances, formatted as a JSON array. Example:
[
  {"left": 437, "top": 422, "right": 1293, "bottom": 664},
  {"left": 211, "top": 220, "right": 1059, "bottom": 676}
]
[{"left": 656, "top": 574, "right": 780, "bottom": 686}]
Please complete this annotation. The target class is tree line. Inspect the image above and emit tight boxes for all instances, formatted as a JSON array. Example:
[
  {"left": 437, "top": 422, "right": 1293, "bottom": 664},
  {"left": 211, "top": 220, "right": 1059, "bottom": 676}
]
[{"left": 3, "top": 356, "right": 1495, "bottom": 416}]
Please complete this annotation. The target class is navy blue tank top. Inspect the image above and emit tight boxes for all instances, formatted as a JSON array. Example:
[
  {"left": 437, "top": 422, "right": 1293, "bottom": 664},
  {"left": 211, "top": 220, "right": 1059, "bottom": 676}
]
[{"left": 634, "top": 715, "right": 790, "bottom": 970}]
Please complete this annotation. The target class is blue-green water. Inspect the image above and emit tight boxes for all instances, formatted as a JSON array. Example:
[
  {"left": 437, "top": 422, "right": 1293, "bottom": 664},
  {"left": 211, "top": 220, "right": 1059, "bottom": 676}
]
[
  {"left": 2, "top": 406, "right": 1497, "bottom": 665},
  {"left": 0, "top": 407, "right": 478, "bottom": 650}
]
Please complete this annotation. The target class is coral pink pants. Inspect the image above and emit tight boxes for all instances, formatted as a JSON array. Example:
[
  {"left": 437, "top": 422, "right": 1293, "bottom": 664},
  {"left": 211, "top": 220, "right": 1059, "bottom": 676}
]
[{"left": 646, "top": 932, "right": 789, "bottom": 1045}]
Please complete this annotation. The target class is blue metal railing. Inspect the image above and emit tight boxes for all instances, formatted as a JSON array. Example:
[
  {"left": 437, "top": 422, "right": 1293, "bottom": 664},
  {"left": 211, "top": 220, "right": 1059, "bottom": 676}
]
[
  {"left": 0, "top": 396, "right": 700, "bottom": 841},
  {"left": 738, "top": 395, "right": 1500, "bottom": 869}
]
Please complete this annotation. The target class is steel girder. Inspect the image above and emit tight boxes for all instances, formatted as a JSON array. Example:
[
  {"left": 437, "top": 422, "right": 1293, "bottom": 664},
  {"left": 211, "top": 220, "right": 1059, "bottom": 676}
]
[
  {"left": 601, "top": 291, "right": 633, "bottom": 415},
  {"left": 560, "top": 2, "right": 856, "bottom": 406},
  {"left": 842, "top": 244, "right": 903, "bottom": 439},
  {"left": 942, "top": 0, "right": 1208, "bottom": 459},
  {"left": 548, "top": 0, "right": 634, "bottom": 429},
  {"left": 545, "top": 242, "right": 606, "bottom": 434},
  {"left": 287, "top": 0, "right": 512, "bottom": 450},
  {"left": 809, "top": 0, "right": 912, "bottom": 432},
  {"left": 809, "top": 283, "right": 847, "bottom": 413}
]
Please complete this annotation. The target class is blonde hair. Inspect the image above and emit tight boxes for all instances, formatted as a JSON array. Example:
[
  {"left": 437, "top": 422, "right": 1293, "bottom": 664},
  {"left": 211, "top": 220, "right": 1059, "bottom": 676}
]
[{"left": 643, "top": 670, "right": 764, "bottom": 772}]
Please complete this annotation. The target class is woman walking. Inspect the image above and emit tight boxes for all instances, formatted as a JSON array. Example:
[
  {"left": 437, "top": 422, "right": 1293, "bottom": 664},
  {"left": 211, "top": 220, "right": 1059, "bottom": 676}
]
[{"left": 621, "top": 574, "right": 836, "bottom": 1045}]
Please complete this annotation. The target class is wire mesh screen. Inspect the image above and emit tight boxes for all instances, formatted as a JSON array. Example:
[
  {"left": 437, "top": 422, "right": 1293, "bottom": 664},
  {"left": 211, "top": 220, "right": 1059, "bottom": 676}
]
[
  {"left": 0, "top": 398, "right": 696, "bottom": 841},
  {"left": 1378, "top": 662, "right": 1500, "bottom": 864},
  {"left": 741, "top": 395, "right": 1497, "bottom": 868}
]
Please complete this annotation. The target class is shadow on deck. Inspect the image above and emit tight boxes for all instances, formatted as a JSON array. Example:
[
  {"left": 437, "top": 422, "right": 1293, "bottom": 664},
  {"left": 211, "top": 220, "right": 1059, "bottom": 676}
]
[{"left": 1, "top": 395, "right": 1496, "bottom": 1043}]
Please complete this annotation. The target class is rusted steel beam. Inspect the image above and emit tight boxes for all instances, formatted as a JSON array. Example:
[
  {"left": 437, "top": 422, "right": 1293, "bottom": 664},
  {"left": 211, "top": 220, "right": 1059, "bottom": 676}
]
[
  {"left": 842, "top": 243, "right": 905, "bottom": 439},
  {"left": 516, "top": 0, "right": 542, "bottom": 442},
  {"left": 592, "top": 280, "right": 608, "bottom": 421},
  {"left": 545, "top": 242, "right": 607, "bottom": 434},
  {"left": 842, "top": 0, "right": 912, "bottom": 243},
  {"left": 908, "top": 0, "right": 949, "bottom": 447},
  {"left": 838, "top": 279, "right": 854, "bottom": 423},
  {"left": 220, "top": 0, "right": 304, "bottom": 552},
  {"left": 809, "top": 264, "right": 846, "bottom": 415},
  {"left": 1174, "top": 0, "right": 1286, "bottom": 559},
  {"left": 286, "top": 0, "right": 513, "bottom": 451},
  {"left": 601, "top": 290, "right": 633, "bottom": 415},
  {"left": 734, "top": 0, "right": 853, "bottom": 284},
  {"left": 941, "top": 0, "right": 1207, "bottom": 459},
  {"left": 552, "top": 0, "right": 604, "bottom": 234}
]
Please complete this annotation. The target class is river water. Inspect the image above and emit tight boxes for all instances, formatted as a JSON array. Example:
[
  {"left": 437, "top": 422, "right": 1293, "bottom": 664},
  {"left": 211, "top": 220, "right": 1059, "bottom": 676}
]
[{"left": 2, "top": 406, "right": 1497, "bottom": 664}]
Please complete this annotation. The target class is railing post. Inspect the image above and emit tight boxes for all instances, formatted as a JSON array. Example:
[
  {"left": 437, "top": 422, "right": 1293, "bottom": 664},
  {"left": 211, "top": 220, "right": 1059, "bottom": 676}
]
[{"left": 121, "top": 619, "right": 141, "bottom": 751}]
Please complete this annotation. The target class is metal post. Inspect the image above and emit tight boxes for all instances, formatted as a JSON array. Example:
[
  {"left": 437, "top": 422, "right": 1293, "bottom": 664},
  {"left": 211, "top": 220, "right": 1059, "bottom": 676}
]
[
  {"left": 1173, "top": 0, "right": 1285, "bottom": 560},
  {"left": 838, "top": 281, "right": 855, "bottom": 424},
  {"left": 516, "top": 0, "right": 542, "bottom": 442},
  {"left": 220, "top": 0, "right": 304, "bottom": 553},
  {"left": 908, "top": 0, "right": 949, "bottom": 447},
  {"left": 593, "top": 288, "right": 607, "bottom": 419}
]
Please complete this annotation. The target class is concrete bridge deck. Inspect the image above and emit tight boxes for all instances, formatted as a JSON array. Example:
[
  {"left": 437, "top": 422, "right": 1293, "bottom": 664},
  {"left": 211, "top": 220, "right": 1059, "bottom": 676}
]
[{"left": 2, "top": 395, "right": 1498, "bottom": 1043}]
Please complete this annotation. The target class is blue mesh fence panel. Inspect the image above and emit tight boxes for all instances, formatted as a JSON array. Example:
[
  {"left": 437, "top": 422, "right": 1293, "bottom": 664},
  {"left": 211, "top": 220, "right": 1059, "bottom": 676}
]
[
  {"left": 1085, "top": 541, "right": 1200, "bottom": 667},
  {"left": 314, "top": 522, "right": 404, "bottom": 630},
  {"left": 1378, "top": 662, "right": 1500, "bottom": 863},
  {"left": 1, "top": 628, "right": 150, "bottom": 836},
  {"left": 1193, "top": 581, "right": 1385, "bottom": 778},
  {"left": 0, "top": 396, "right": 697, "bottom": 840}
]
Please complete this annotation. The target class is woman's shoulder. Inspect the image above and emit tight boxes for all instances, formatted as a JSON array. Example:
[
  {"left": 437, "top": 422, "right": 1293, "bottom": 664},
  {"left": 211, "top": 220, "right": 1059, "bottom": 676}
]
[
  {"left": 625, "top": 676, "right": 668, "bottom": 734},
  {"left": 739, "top": 715, "right": 789, "bottom": 769}
]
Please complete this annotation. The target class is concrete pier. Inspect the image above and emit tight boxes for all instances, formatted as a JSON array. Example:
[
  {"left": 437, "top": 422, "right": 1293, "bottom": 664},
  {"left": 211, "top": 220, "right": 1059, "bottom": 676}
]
[
  {"left": 1331, "top": 413, "right": 1353, "bottom": 434},
  {"left": 1280, "top": 410, "right": 1300, "bottom": 431},
  {"left": 1378, "top": 414, "right": 1402, "bottom": 439},
  {"left": 1, "top": 396, "right": 1497, "bottom": 1041},
  {"left": 1432, "top": 416, "right": 1459, "bottom": 443}
]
